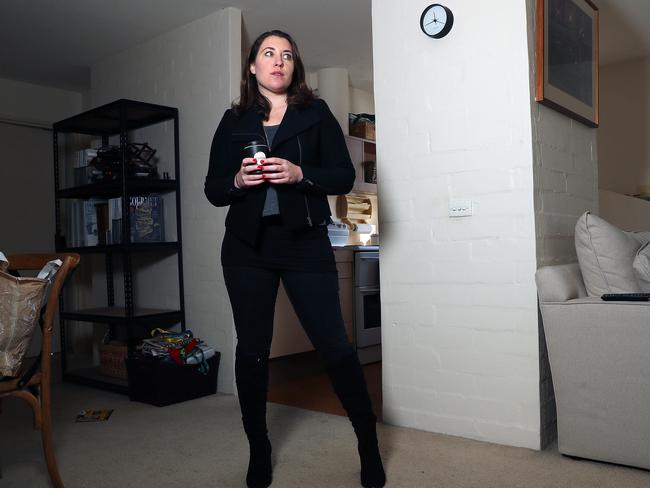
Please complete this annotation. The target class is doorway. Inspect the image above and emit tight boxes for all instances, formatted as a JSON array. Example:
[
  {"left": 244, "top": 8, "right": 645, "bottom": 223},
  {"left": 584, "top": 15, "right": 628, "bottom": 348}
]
[{"left": 268, "top": 351, "right": 382, "bottom": 420}]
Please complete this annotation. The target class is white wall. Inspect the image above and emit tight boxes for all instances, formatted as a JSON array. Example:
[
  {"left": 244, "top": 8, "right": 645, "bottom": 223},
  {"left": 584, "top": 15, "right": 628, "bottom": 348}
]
[
  {"left": 0, "top": 124, "right": 55, "bottom": 254},
  {"left": 599, "top": 57, "right": 650, "bottom": 195},
  {"left": 0, "top": 78, "right": 82, "bottom": 253},
  {"left": 532, "top": 108, "right": 599, "bottom": 267},
  {"left": 373, "top": 0, "right": 540, "bottom": 449},
  {"left": 0, "top": 79, "right": 82, "bottom": 356},
  {"left": 599, "top": 190, "right": 650, "bottom": 232},
  {"left": 90, "top": 7, "right": 241, "bottom": 393},
  {"left": 0, "top": 78, "right": 82, "bottom": 126},
  {"left": 307, "top": 71, "right": 376, "bottom": 115},
  {"left": 350, "top": 87, "right": 375, "bottom": 114}
]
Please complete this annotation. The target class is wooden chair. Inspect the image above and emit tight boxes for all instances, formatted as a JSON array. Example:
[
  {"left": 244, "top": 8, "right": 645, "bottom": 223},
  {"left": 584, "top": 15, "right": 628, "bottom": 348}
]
[{"left": 0, "top": 253, "right": 80, "bottom": 488}]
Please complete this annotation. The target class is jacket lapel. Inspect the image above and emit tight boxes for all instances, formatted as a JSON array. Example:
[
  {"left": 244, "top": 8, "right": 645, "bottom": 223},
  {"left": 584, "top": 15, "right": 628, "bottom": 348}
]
[
  {"left": 271, "top": 104, "right": 321, "bottom": 152},
  {"left": 230, "top": 108, "right": 266, "bottom": 140},
  {"left": 230, "top": 103, "right": 321, "bottom": 151}
]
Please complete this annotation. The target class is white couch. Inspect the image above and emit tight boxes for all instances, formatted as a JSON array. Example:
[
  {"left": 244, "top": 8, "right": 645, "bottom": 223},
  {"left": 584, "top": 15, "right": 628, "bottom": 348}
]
[{"left": 535, "top": 212, "right": 650, "bottom": 470}]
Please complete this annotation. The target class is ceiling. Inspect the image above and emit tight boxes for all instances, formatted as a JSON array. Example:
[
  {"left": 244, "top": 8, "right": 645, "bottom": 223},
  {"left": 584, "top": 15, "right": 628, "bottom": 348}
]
[
  {"left": 0, "top": 0, "right": 648, "bottom": 94},
  {"left": 0, "top": 0, "right": 372, "bottom": 93}
]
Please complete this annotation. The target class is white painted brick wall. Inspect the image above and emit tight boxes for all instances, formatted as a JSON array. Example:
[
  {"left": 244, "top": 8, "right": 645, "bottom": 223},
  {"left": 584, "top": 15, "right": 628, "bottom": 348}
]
[
  {"left": 531, "top": 106, "right": 598, "bottom": 267},
  {"left": 91, "top": 8, "right": 241, "bottom": 393},
  {"left": 373, "top": 0, "right": 540, "bottom": 449}
]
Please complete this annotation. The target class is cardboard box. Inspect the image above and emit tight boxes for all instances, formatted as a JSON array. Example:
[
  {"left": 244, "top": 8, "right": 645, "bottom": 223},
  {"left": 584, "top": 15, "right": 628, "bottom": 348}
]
[{"left": 349, "top": 121, "right": 375, "bottom": 141}]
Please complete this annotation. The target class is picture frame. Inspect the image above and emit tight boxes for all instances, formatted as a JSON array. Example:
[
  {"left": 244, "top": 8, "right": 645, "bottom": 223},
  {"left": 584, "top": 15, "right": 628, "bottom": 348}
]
[{"left": 535, "top": 0, "right": 599, "bottom": 127}]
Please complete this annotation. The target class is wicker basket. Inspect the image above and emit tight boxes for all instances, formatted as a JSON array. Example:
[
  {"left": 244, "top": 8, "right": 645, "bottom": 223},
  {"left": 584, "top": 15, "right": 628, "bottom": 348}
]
[{"left": 99, "top": 341, "right": 128, "bottom": 380}]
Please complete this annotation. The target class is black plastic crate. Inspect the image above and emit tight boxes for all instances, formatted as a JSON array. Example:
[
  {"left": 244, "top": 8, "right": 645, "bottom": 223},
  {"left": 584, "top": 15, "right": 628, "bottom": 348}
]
[{"left": 126, "top": 352, "right": 220, "bottom": 407}]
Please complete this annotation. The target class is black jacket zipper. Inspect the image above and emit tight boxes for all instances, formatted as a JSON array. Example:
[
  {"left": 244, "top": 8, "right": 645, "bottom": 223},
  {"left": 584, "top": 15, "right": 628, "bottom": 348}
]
[{"left": 297, "top": 135, "right": 313, "bottom": 226}]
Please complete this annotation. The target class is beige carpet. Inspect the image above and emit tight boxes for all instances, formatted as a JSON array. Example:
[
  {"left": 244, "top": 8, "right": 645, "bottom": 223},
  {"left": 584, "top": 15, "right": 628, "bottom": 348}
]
[{"left": 1, "top": 382, "right": 650, "bottom": 488}]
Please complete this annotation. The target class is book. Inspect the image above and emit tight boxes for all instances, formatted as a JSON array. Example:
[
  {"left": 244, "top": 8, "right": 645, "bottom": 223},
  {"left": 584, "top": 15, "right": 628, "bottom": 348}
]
[
  {"left": 70, "top": 201, "right": 81, "bottom": 247},
  {"left": 83, "top": 200, "right": 99, "bottom": 246},
  {"left": 75, "top": 409, "right": 114, "bottom": 422},
  {"left": 129, "top": 195, "right": 164, "bottom": 243},
  {"left": 108, "top": 197, "right": 122, "bottom": 244},
  {"left": 64, "top": 198, "right": 109, "bottom": 247},
  {"left": 66, "top": 200, "right": 75, "bottom": 247},
  {"left": 96, "top": 202, "right": 109, "bottom": 245}
]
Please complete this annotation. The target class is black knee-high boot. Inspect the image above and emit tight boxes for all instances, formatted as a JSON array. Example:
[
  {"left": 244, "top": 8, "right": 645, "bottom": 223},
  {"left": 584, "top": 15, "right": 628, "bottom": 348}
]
[
  {"left": 326, "top": 353, "right": 386, "bottom": 488},
  {"left": 235, "top": 352, "right": 272, "bottom": 488}
]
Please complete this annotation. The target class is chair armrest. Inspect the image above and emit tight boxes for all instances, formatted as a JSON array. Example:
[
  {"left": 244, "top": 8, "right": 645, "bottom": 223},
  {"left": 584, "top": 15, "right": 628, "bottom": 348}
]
[
  {"left": 540, "top": 298, "right": 650, "bottom": 332},
  {"left": 539, "top": 298, "right": 650, "bottom": 468}
]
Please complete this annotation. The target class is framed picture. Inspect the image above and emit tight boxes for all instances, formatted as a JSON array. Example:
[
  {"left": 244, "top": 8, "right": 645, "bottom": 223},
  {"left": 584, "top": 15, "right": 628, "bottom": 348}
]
[{"left": 535, "top": 0, "right": 599, "bottom": 127}]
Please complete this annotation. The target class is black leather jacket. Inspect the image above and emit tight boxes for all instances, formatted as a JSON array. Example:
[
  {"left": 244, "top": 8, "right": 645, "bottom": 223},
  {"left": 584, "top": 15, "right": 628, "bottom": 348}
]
[{"left": 204, "top": 98, "right": 354, "bottom": 246}]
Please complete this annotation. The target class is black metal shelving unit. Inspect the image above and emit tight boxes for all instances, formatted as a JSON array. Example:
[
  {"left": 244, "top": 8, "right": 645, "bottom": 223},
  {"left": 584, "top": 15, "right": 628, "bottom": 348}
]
[{"left": 53, "top": 99, "right": 185, "bottom": 393}]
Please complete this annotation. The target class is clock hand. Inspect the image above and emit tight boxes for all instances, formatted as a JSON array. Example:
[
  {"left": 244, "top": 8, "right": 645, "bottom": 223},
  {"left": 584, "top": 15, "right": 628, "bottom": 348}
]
[{"left": 425, "top": 19, "right": 435, "bottom": 26}]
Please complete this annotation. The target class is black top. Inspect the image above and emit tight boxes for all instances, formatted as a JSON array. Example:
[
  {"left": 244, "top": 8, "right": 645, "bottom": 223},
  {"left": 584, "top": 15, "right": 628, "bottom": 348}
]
[
  {"left": 263, "top": 124, "right": 280, "bottom": 145},
  {"left": 204, "top": 99, "right": 354, "bottom": 246},
  {"left": 262, "top": 124, "right": 280, "bottom": 217}
]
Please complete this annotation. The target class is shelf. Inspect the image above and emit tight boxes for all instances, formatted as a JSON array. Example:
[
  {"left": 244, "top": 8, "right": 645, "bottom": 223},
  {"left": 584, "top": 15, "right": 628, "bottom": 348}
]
[
  {"left": 57, "top": 178, "right": 177, "bottom": 199},
  {"left": 63, "top": 367, "right": 128, "bottom": 394},
  {"left": 353, "top": 182, "right": 378, "bottom": 194},
  {"left": 346, "top": 134, "right": 376, "bottom": 145},
  {"left": 57, "top": 242, "right": 180, "bottom": 254},
  {"left": 62, "top": 307, "right": 183, "bottom": 326},
  {"left": 55, "top": 98, "right": 185, "bottom": 395},
  {"left": 54, "top": 99, "right": 177, "bottom": 135}
]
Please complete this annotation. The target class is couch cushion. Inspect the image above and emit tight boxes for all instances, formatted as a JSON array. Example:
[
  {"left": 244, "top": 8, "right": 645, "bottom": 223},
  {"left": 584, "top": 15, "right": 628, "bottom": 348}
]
[
  {"left": 633, "top": 242, "right": 650, "bottom": 292},
  {"left": 574, "top": 212, "right": 646, "bottom": 296},
  {"left": 627, "top": 230, "right": 650, "bottom": 246}
]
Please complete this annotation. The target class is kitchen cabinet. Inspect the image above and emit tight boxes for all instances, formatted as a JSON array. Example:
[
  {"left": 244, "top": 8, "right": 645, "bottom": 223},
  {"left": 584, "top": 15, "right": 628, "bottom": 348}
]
[
  {"left": 345, "top": 135, "right": 377, "bottom": 193},
  {"left": 269, "top": 248, "right": 354, "bottom": 358}
]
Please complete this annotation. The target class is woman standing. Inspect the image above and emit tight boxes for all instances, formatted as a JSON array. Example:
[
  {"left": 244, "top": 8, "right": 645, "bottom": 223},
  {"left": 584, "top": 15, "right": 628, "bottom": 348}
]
[{"left": 205, "top": 30, "right": 385, "bottom": 488}]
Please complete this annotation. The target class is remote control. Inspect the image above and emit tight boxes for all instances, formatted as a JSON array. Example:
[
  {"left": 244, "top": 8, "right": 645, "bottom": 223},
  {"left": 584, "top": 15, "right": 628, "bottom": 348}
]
[{"left": 601, "top": 293, "right": 650, "bottom": 301}]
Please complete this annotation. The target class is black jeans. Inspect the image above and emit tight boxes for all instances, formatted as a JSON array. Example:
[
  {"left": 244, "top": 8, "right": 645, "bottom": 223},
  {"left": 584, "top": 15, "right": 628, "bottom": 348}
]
[
  {"left": 223, "top": 266, "right": 354, "bottom": 364},
  {"left": 222, "top": 218, "right": 354, "bottom": 365}
]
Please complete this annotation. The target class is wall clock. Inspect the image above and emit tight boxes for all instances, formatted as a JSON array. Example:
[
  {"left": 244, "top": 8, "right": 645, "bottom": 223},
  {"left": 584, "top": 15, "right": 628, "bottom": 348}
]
[{"left": 420, "top": 4, "right": 454, "bottom": 39}]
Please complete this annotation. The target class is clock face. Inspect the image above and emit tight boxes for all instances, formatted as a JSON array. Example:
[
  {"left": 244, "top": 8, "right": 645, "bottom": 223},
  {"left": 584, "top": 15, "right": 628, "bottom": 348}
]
[{"left": 420, "top": 4, "right": 453, "bottom": 39}]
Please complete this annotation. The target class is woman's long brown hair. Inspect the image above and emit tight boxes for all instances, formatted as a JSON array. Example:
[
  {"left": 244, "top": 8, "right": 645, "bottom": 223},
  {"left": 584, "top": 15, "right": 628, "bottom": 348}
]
[{"left": 233, "top": 30, "right": 315, "bottom": 119}]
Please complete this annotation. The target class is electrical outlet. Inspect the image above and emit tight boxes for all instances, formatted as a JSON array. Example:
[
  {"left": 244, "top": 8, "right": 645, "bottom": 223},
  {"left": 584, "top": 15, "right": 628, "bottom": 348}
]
[{"left": 449, "top": 200, "right": 473, "bottom": 218}]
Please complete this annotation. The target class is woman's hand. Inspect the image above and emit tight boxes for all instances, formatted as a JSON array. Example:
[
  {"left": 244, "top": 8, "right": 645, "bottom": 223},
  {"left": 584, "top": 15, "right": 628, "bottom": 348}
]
[
  {"left": 260, "top": 157, "right": 304, "bottom": 185},
  {"left": 234, "top": 158, "right": 266, "bottom": 188}
]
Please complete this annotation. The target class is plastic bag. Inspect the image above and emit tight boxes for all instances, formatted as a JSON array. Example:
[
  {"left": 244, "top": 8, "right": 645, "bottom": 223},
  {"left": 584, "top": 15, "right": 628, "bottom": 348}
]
[{"left": 0, "top": 253, "right": 61, "bottom": 377}]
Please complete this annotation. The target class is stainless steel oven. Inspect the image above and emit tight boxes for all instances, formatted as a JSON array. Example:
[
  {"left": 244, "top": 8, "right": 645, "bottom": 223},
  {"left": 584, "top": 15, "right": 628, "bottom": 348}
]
[{"left": 353, "top": 249, "right": 381, "bottom": 364}]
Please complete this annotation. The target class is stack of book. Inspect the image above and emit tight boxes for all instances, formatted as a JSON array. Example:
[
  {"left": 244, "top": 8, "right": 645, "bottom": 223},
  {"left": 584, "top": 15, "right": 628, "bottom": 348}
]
[
  {"left": 65, "top": 199, "right": 101, "bottom": 247},
  {"left": 65, "top": 195, "right": 165, "bottom": 247}
]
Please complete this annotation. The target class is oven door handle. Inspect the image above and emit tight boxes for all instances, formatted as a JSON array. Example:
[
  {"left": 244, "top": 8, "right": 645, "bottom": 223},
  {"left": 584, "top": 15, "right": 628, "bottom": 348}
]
[
  {"left": 358, "top": 254, "right": 378, "bottom": 260},
  {"left": 356, "top": 285, "right": 379, "bottom": 293}
]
